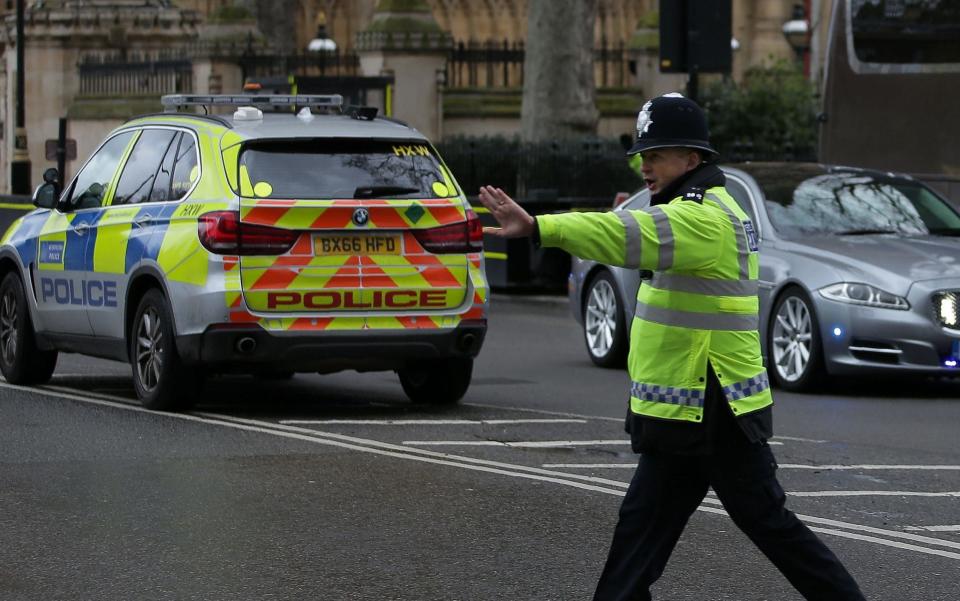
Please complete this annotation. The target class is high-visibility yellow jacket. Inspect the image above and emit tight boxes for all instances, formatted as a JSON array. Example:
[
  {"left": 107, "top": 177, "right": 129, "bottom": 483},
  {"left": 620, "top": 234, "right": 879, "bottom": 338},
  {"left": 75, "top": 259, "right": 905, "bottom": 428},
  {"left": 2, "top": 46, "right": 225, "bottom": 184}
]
[{"left": 537, "top": 186, "right": 772, "bottom": 423}]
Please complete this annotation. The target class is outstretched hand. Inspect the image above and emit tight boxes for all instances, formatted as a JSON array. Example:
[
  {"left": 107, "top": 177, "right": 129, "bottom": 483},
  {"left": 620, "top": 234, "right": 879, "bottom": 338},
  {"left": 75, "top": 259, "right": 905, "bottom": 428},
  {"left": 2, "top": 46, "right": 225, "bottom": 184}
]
[{"left": 477, "top": 186, "right": 536, "bottom": 238}]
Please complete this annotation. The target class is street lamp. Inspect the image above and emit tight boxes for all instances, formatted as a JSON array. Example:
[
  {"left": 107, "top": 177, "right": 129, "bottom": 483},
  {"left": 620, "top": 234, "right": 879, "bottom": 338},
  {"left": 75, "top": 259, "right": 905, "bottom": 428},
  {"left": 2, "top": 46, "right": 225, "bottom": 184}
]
[
  {"left": 782, "top": 3, "right": 810, "bottom": 66},
  {"left": 307, "top": 12, "right": 336, "bottom": 53}
]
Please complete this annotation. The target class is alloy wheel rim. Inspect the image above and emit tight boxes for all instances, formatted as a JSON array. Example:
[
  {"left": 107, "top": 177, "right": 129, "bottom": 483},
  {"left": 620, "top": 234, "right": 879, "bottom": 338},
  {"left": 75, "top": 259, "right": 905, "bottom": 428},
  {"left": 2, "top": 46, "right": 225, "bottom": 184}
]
[
  {"left": 135, "top": 307, "right": 164, "bottom": 392},
  {"left": 585, "top": 279, "right": 618, "bottom": 358},
  {"left": 0, "top": 290, "right": 18, "bottom": 366},
  {"left": 771, "top": 297, "right": 813, "bottom": 383}
]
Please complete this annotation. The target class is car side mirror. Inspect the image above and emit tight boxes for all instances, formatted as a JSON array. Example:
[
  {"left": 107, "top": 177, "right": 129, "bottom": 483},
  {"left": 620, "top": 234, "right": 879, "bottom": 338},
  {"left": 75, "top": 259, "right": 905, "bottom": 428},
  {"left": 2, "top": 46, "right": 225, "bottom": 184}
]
[
  {"left": 32, "top": 182, "right": 59, "bottom": 209},
  {"left": 33, "top": 167, "right": 61, "bottom": 209}
]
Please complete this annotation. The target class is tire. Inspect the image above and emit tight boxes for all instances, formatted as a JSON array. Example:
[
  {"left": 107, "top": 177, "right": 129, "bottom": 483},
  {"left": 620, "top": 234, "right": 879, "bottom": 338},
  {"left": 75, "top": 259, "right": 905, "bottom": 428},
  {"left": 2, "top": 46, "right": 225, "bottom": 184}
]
[
  {"left": 768, "top": 287, "right": 826, "bottom": 392},
  {"left": 0, "top": 272, "right": 58, "bottom": 384},
  {"left": 130, "top": 289, "right": 201, "bottom": 411},
  {"left": 582, "top": 270, "right": 628, "bottom": 368},
  {"left": 398, "top": 358, "right": 473, "bottom": 405}
]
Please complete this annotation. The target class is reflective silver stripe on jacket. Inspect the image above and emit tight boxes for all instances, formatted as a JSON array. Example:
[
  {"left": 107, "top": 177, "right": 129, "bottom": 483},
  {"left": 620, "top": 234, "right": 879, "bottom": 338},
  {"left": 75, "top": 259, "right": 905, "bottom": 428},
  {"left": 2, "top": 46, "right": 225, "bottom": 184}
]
[
  {"left": 646, "top": 206, "right": 674, "bottom": 270},
  {"left": 722, "top": 372, "right": 770, "bottom": 401},
  {"left": 631, "top": 381, "right": 705, "bottom": 408},
  {"left": 617, "top": 211, "right": 642, "bottom": 268},
  {"left": 635, "top": 301, "right": 759, "bottom": 331},
  {"left": 649, "top": 273, "right": 758, "bottom": 297},
  {"left": 705, "top": 193, "right": 750, "bottom": 280}
]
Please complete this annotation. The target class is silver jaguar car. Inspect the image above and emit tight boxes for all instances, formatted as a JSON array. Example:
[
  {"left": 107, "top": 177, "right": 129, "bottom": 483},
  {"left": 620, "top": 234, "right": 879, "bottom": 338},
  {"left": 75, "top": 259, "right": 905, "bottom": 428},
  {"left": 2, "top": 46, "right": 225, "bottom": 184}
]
[{"left": 569, "top": 162, "right": 960, "bottom": 391}]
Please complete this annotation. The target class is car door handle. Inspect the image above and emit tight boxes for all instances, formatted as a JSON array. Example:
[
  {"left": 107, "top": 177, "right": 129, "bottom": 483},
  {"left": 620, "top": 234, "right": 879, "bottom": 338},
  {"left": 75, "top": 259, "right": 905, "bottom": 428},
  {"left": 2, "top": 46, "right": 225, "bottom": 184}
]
[
  {"left": 73, "top": 222, "right": 90, "bottom": 235},
  {"left": 133, "top": 215, "right": 154, "bottom": 228}
]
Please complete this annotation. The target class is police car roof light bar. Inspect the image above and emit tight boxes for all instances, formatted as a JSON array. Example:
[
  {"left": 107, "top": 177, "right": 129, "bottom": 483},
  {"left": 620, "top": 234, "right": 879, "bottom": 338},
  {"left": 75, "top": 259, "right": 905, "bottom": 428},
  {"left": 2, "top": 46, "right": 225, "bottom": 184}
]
[{"left": 161, "top": 94, "right": 344, "bottom": 112}]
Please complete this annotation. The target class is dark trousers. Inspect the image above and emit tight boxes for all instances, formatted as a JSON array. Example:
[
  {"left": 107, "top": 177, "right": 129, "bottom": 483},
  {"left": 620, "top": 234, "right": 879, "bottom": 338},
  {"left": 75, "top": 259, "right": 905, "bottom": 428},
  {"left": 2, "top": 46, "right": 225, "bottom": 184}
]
[{"left": 593, "top": 443, "right": 866, "bottom": 601}]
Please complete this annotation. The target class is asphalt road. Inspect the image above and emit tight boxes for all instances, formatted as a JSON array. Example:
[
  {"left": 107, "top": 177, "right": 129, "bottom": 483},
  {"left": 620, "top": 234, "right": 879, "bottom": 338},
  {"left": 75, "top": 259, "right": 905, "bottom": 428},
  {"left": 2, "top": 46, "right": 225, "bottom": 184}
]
[{"left": 2, "top": 296, "right": 959, "bottom": 600}]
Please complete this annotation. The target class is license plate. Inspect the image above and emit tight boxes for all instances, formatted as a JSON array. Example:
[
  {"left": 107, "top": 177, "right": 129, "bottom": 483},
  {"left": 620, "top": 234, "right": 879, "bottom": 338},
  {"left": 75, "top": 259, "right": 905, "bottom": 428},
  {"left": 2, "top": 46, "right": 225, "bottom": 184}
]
[{"left": 314, "top": 234, "right": 402, "bottom": 256}]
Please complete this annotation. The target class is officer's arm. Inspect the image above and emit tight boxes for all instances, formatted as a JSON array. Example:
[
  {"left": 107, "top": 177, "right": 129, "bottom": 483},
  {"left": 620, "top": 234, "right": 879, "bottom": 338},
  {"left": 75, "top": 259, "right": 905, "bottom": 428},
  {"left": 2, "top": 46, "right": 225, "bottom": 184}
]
[{"left": 536, "top": 202, "right": 722, "bottom": 272}]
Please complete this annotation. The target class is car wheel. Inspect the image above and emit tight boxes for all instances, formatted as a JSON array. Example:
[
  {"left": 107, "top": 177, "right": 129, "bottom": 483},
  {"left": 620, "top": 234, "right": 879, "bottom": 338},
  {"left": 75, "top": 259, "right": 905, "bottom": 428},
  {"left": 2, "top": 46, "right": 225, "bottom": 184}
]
[
  {"left": 0, "top": 273, "right": 58, "bottom": 384},
  {"left": 130, "top": 289, "right": 200, "bottom": 411},
  {"left": 582, "top": 271, "right": 628, "bottom": 368},
  {"left": 398, "top": 358, "right": 472, "bottom": 405},
  {"left": 768, "top": 287, "right": 825, "bottom": 392}
]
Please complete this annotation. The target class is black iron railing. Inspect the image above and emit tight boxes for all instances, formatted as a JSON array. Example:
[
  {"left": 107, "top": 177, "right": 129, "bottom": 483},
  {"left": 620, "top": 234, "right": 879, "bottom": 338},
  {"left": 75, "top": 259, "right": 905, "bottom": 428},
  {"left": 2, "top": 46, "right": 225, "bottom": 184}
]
[
  {"left": 447, "top": 39, "right": 632, "bottom": 89},
  {"left": 78, "top": 57, "right": 193, "bottom": 97}
]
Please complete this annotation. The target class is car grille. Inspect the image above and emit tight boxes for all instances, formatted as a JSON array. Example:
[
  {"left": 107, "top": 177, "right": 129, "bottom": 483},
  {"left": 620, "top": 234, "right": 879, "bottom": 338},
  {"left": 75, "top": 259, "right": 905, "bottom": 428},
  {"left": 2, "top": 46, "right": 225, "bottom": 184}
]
[{"left": 932, "top": 291, "right": 960, "bottom": 330}]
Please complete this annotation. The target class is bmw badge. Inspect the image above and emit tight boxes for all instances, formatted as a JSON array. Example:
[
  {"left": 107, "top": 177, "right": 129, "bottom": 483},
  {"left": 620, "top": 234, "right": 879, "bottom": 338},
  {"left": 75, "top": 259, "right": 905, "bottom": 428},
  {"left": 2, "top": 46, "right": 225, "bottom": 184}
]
[{"left": 352, "top": 208, "right": 369, "bottom": 226}]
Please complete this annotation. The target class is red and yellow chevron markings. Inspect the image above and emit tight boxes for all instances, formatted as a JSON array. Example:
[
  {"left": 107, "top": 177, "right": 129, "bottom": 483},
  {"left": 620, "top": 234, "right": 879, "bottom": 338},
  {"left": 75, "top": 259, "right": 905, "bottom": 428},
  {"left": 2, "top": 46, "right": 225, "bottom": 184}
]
[{"left": 239, "top": 198, "right": 467, "bottom": 230}]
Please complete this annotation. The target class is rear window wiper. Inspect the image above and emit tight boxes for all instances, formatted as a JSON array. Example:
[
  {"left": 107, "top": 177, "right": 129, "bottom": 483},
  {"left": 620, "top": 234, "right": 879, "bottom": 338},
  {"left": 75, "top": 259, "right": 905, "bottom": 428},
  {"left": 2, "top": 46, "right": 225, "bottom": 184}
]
[
  {"left": 354, "top": 185, "right": 420, "bottom": 199},
  {"left": 833, "top": 228, "right": 898, "bottom": 236}
]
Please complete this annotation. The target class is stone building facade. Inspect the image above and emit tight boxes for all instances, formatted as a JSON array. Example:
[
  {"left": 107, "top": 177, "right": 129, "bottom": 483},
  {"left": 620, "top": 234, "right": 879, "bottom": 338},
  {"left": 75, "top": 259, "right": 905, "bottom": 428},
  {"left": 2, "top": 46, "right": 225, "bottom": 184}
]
[
  {"left": 0, "top": 0, "right": 824, "bottom": 194},
  {"left": 174, "top": 1, "right": 806, "bottom": 82}
]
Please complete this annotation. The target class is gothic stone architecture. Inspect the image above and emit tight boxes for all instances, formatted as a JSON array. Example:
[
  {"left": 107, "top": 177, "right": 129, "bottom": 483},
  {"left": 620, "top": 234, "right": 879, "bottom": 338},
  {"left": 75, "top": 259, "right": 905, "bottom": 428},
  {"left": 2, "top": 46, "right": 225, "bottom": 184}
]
[{"left": 0, "top": 0, "right": 817, "bottom": 193}]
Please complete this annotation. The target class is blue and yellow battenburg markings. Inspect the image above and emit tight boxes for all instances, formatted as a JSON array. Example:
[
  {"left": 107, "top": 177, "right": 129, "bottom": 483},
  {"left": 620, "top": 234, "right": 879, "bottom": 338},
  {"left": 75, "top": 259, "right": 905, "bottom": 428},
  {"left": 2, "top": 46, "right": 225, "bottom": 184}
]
[
  {"left": 9, "top": 203, "right": 189, "bottom": 276},
  {"left": 8, "top": 211, "right": 51, "bottom": 267}
]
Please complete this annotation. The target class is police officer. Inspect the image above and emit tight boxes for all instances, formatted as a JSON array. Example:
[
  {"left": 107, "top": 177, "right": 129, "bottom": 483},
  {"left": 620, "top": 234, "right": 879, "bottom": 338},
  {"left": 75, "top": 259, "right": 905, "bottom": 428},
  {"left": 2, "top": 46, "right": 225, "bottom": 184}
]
[{"left": 477, "top": 94, "right": 867, "bottom": 601}]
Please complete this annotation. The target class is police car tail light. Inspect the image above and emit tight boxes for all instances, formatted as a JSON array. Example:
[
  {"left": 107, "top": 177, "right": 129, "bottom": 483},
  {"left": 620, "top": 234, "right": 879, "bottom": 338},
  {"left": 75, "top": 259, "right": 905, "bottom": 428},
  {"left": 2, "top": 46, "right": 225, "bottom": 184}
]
[
  {"left": 413, "top": 210, "right": 483, "bottom": 254},
  {"left": 198, "top": 211, "right": 297, "bottom": 255}
]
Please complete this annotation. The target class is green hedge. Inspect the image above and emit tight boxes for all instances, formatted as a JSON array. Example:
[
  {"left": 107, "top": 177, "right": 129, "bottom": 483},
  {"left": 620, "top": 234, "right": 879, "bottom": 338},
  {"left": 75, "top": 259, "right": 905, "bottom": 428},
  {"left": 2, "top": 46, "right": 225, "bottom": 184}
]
[{"left": 701, "top": 60, "right": 818, "bottom": 162}]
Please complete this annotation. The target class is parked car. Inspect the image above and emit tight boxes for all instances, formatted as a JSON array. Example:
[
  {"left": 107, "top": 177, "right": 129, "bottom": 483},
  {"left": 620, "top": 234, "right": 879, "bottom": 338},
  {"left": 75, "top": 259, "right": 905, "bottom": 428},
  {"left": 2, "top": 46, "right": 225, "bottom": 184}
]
[
  {"left": 0, "top": 94, "right": 488, "bottom": 410},
  {"left": 570, "top": 162, "right": 960, "bottom": 391}
]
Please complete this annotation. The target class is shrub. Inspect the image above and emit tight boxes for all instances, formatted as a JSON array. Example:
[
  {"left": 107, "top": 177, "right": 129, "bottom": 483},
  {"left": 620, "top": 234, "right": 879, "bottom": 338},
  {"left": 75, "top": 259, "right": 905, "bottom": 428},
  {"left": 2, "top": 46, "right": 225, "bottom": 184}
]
[{"left": 701, "top": 59, "right": 818, "bottom": 162}]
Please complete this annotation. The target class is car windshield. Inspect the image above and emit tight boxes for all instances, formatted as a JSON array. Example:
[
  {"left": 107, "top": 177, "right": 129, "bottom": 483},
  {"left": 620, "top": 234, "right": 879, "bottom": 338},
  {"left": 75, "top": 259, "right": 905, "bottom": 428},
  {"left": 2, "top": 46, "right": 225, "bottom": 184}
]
[
  {"left": 760, "top": 170, "right": 960, "bottom": 238},
  {"left": 238, "top": 139, "right": 457, "bottom": 199}
]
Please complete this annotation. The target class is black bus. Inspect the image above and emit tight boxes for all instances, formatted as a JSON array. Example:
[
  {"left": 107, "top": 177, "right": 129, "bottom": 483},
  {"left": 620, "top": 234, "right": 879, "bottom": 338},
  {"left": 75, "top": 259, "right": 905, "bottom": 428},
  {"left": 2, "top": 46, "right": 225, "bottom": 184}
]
[{"left": 819, "top": 0, "right": 960, "bottom": 203}]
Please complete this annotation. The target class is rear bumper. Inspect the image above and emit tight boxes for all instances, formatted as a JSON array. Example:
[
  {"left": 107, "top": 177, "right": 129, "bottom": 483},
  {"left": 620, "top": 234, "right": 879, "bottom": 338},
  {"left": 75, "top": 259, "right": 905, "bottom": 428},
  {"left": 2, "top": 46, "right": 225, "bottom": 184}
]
[{"left": 176, "top": 321, "right": 486, "bottom": 373}]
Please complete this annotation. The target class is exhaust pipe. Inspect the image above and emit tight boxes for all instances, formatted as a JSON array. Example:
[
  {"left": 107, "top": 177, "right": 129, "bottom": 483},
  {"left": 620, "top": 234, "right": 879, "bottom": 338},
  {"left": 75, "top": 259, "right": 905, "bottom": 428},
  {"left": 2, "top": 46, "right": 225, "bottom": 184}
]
[
  {"left": 458, "top": 332, "right": 477, "bottom": 353},
  {"left": 235, "top": 336, "right": 257, "bottom": 354}
]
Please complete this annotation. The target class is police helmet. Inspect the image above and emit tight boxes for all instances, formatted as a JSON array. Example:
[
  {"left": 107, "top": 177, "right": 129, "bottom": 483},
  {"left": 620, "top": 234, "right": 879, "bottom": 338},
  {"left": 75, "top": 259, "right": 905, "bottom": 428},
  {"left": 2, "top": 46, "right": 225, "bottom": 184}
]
[{"left": 627, "top": 93, "right": 717, "bottom": 157}]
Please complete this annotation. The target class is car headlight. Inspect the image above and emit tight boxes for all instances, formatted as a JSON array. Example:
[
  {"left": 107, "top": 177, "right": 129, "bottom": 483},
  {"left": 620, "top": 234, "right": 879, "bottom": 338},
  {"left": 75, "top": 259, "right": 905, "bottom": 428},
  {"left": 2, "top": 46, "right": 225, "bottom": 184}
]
[
  {"left": 932, "top": 291, "right": 959, "bottom": 329},
  {"left": 818, "top": 283, "right": 909, "bottom": 310}
]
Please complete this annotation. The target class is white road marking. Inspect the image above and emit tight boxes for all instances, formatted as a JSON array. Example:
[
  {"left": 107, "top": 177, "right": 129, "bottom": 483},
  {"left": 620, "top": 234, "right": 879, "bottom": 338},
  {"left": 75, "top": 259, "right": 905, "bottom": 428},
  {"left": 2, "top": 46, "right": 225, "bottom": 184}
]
[
  {"left": 772, "top": 435, "right": 827, "bottom": 443},
  {"left": 546, "top": 462, "right": 957, "bottom": 470},
  {"left": 409, "top": 440, "right": 780, "bottom": 448},
  {"left": 780, "top": 464, "right": 960, "bottom": 471},
  {"left": 8, "top": 381, "right": 960, "bottom": 561},
  {"left": 544, "top": 464, "right": 636, "bottom": 468},
  {"left": 463, "top": 403, "right": 824, "bottom": 446},
  {"left": 695, "top": 505, "right": 960, "bottom": 560},
  {"left": 280, "top": 418, "right": 588, "bottom": 426},
  {"left": 463, "top": 402, "right": 623, "bottom": 422},
  {"left": 788, "top": 491, "right": 960, "bottom": 498},
  {"left": 905, "top": 526, "right": 960, "bottom": 532},
  {"left": 403, "top": 439, "right": 630, "bottom": 448},
  {"left": 697, "top": 497, "right": 960, "bottom": 552}
]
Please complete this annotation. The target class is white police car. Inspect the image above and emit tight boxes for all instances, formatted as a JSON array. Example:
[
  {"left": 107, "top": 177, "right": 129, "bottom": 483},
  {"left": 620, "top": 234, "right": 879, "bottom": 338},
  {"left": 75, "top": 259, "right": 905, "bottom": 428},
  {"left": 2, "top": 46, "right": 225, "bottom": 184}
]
[{"left": 0, "top": 95, "right": 488, "bottom": 410}]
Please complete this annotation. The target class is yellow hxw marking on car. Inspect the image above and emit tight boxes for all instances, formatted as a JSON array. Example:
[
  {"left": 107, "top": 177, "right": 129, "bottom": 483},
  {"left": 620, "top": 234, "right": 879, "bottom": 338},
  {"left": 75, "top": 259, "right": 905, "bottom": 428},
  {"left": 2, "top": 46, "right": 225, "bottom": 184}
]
[{"left": 392, "top": 145, "right": 430, "bottom": 157}]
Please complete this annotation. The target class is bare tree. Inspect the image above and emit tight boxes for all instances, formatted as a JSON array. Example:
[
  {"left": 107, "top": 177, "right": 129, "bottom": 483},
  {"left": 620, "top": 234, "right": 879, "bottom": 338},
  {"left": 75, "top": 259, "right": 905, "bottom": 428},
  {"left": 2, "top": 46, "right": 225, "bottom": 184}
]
[
  {"left": 520, "top": 0, "right": 598, "bottom": 142},
  {"left": 246, "top": 0, "right": 301, "bottom": 55}
]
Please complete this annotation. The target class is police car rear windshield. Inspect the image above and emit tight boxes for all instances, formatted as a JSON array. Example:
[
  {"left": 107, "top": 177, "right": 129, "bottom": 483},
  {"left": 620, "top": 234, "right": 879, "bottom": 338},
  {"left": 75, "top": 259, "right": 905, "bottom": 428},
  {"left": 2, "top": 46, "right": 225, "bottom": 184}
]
[{"left": 239, "top": 139, "right": 455, "bottom": 199}]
